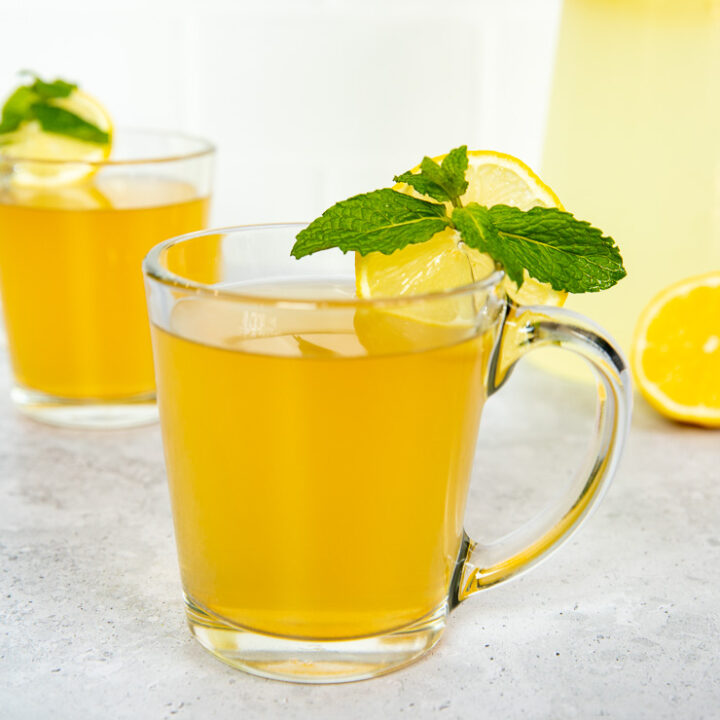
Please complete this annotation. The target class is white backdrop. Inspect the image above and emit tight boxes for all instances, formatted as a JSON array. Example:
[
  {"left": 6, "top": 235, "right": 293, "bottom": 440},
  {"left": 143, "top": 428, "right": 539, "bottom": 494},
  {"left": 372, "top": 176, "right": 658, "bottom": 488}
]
[{"left": 1, "top": 0, "right": 561, "bottom": 225}]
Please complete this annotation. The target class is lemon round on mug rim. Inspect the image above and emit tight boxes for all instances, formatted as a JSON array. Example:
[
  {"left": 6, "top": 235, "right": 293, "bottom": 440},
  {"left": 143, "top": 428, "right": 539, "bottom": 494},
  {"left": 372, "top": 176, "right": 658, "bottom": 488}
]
[
  {"left": 0, "top": 88, "right": 113, "bottom": 187},
  {"left": 355, "top": 150, "right": 568, "bottom": 308}
]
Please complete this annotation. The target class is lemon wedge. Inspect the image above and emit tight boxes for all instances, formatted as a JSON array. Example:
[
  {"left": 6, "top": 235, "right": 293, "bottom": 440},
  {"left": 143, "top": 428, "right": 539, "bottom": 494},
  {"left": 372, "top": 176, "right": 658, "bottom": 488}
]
[
  {"left": 632, "top": 272, "right": 720, "bottom": 427},
  {"left": 356, "top": 150, "right": 567, "bottom": 308},
  {"left": 1, "top": 88, "right": 112, "bottom": 187}
]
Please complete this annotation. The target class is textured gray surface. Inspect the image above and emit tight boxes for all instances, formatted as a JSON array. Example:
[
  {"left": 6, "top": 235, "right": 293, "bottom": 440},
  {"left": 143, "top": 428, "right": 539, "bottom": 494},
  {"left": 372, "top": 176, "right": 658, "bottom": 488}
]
[{"left": 1, "top": 348, "right": 719, "bottom": 720}]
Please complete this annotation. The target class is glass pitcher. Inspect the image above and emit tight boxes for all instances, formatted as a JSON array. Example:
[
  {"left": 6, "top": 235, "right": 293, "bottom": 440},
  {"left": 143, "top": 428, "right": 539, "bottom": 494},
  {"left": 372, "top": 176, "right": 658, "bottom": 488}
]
[{"left": 542, "top": 0, "right": 720, "bottom": 357}]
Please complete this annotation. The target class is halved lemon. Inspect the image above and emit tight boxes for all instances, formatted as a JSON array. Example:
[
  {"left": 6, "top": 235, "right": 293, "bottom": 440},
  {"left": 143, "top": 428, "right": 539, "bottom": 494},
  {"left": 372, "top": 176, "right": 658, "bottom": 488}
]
[
  {"left": 632, "top": 272, "right": 720, "bottom": 427},
  {"left": 356, "top": 150, "right": 567, "bottom": 307},
  {"left": 0, "top": 89, "right": 112, "bottom": 187}
]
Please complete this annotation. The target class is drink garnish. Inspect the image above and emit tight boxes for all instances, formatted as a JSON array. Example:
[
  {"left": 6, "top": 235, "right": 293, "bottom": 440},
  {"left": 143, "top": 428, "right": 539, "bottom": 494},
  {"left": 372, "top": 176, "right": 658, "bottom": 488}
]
[
  {"left": 0, "top": 72, "right": 110, "bottom": 145},
  {"left": 0, "top": 72, "right": 113, "bottom": 186},
  {"left": 292, "top": 146, "right": 625, "bottom": 297}
]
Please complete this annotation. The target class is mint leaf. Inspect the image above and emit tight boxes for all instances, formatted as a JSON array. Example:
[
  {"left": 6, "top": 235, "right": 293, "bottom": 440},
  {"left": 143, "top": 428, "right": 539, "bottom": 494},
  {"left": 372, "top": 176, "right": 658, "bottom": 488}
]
[
  {"left": 291, "top": 189, "right": 451, "bottom": 259},
  {"left": 17, "top": 71, "right": 76, "bottom": 99},
  {"left": 419, "top": 157, "right": 455, "bottom": 196},
  {"left": 394, "top": 145, "right": 468, "bottom": 205},
  {"left": 453, "top": 204, "right": 525, "bottom": 286},
  {"left": 437, "top": 145, "right": 468, "bottom": 199},
  {"left": 0, "top": 87, "right": 37, "bottom": 133},
  {"left": 31, "top": 77, "right": 76, "bottom": 100},
  {"left": 32, "top": 104, "right": 109, "bottom": 144},
  {"left": 393, "top": 170, "right": 450, "bottom": 203},
  {"left": 454, "top": 203, "right": 626, "bottom": 293}
]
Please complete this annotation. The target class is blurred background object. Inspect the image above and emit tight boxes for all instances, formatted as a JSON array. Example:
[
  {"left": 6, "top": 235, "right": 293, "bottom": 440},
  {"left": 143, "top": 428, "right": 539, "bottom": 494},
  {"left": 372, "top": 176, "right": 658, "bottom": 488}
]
[
  {"left": 543, "top": 0, "right": 720, "bottom": 353},
  {"left": 0, "top": 0, "right": 561, "bottom": 226}
]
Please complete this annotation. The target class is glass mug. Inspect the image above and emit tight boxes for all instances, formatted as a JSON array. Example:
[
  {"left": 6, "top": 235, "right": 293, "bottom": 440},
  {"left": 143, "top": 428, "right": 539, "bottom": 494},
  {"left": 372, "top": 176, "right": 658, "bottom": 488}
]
[
  {"left": 0, "top": 129, "right": 214, "bottom": 428},
  {"left": 143, "top": 224, "right": 631, "bottom": 684}
]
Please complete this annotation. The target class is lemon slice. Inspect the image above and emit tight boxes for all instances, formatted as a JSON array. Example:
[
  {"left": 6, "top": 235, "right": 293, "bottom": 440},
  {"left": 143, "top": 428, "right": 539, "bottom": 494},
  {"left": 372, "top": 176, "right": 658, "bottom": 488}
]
[
  {"left": 356, "top": 227, "right": 494, "bottom": 308},
  {"left": 2, "top": 182, "right": 111, "bottom": 210},
  {"left": 632, "top": 272, "right": 720, "bottom": 427},
  {"left": 356, "top": 150, "right": 567, "bottom": 308},
  {"left": 1, "top": 89, "right": 112, "bottom": 187}
]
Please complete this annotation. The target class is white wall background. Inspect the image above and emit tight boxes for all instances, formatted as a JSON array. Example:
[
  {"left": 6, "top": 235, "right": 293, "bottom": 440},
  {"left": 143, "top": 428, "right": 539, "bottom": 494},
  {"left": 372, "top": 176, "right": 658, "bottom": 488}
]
[{"left": 0, "top": 0, "right": 561, "bottom": 226}]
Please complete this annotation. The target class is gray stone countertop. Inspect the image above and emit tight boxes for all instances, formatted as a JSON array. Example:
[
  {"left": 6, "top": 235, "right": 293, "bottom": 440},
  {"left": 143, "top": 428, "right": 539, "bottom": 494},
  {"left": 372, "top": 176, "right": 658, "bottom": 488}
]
[{"left": 1, "top": 348, "right": 719, "bottom": 720}]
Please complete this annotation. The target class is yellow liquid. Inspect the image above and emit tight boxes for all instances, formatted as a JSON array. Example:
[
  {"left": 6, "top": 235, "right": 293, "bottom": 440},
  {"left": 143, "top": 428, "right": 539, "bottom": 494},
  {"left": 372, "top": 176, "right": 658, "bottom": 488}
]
[
  {"left": 0, "top": 176, "right": 209, "bottom": 398},
  {"left": 543, "top": 0, "right": 720, "bottom": 353},
  {"left": 152, "top": 287, "right": 491, "bottom": 639}
]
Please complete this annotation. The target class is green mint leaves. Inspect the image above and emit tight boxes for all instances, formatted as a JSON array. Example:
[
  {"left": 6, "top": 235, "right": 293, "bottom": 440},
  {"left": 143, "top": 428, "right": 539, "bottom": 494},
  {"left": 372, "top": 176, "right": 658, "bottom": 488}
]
[
  {"left": 453, "top": 204, "right": 625, "bottom": 293},
  {"left": 31, "top": 104, "right": 109, "bottom": 145},
  {"left": 394, "top": 145, "right": 469, "bottom": 204},
  {"left": 29, "top": 75, "right": 76, "bottom": 100},
  {"left": 0, "top": 87, "right": 44, "bottom": 135},
  {"left": 0, "top": 73, "right": 109, "bottom": 145},
  {"left": 291, "top": 189, "right": 451, "bottom": 258},
  {"left": 292, "top": 146, "right": 626, "bottom": 294}
]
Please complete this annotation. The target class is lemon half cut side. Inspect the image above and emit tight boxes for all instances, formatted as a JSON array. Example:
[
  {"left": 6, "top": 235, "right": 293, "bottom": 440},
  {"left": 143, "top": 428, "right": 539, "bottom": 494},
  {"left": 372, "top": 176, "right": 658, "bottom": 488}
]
[{"left": 632, "top": 272, "right": 720, "bottom": 427}]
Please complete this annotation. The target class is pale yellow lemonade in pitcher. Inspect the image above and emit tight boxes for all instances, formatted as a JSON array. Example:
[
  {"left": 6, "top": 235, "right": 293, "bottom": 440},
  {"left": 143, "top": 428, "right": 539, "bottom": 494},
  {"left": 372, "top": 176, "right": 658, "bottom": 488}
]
[
  {"left": 0, "top": 178, "right": 208, "bottom": 398},
  {"left": 152, "top": 284, "right": 493, "bottom": 639},
  {"left": 543, "top": 0, "right": 720, "bottom": 352}
]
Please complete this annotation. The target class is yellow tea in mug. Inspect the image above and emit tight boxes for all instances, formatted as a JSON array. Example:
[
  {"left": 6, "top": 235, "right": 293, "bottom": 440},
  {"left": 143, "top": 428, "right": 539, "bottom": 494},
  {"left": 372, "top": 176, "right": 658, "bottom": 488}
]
[
  {"left": 151, "top": 284, "right": 491, "bottom": 639},
  {"left": 0, "top": 176, "right": 208, "bottom": 399}
]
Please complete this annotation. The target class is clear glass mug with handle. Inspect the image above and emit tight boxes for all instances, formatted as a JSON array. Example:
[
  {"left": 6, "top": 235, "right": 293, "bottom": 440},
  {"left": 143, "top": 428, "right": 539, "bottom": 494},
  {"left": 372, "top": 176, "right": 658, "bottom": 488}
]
[{"left": 143, "top": 223, "right": 631, "bottom": 684}]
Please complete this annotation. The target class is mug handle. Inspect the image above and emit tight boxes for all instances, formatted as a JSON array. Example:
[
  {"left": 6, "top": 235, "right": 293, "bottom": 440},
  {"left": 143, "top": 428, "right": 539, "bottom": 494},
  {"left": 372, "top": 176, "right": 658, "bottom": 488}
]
[{"left": 450, "top": 301, "right": 632, "bottom": 606}]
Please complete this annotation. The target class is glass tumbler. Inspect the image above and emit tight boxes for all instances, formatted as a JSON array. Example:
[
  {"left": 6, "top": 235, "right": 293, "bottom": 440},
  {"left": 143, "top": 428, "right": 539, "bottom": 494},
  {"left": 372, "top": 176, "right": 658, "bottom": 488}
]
[{"left": 0, "top": 129, "right": 214, "bottom": 428}]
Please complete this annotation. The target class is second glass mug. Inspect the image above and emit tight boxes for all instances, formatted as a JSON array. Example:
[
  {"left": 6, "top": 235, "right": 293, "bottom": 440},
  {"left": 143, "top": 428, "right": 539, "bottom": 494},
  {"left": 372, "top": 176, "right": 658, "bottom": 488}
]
[
  {"left": 0, "top": 129, "right": 214, "bottom": 428},
  {"left": 144, "top": 224, "right": 631, "bottom": 684}
]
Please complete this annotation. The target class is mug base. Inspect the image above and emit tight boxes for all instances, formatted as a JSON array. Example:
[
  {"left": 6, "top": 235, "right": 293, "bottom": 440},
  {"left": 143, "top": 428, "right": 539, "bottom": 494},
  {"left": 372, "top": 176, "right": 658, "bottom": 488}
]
[
  {"left": 11, "top": 385, "right": 158, "bottom": 429},
  {"left": 185, "top": 597, "right": 447, "bottom": 684}
]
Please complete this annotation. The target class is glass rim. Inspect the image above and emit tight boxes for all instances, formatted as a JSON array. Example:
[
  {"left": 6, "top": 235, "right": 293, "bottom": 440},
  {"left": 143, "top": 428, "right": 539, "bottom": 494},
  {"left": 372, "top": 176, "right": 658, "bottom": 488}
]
[
  {"left": 0, "top": 127, "right": 215, "bottom": 167},
  {"left": 143, "top": 222, "right": 505, "bottom": 309}
]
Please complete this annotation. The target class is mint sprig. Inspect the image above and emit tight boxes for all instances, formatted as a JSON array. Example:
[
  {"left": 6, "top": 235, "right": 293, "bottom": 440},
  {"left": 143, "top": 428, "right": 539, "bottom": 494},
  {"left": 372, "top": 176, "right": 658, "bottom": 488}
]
[
  {"left": 394, "top": 145, "right": 469, "bottom": 205},
  {"left": 0, "top": 73, "right": 109, "bottom": 145},
  {"left": 292, "top": 146, "right": 626, "bottom": 294}
]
